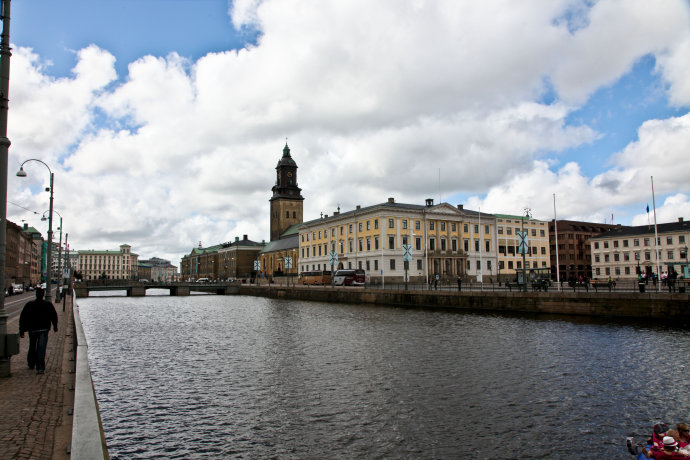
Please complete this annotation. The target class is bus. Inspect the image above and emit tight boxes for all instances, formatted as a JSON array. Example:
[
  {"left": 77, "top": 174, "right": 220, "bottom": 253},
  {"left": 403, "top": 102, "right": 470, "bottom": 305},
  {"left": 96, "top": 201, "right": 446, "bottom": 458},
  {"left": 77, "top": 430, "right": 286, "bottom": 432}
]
[
  {"left": 299, "top": 270, "right": 332, "bottom": 285},
  {"left": 333, "top": 269, "right": 366, "bottom": 286}
]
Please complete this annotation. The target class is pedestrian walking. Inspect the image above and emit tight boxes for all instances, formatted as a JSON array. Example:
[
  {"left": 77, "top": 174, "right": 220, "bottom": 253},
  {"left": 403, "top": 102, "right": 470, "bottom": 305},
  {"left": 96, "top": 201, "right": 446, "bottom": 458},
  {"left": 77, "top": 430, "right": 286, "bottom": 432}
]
[{"left": 19, "top": 288, "right": 58, "bottom": 374}]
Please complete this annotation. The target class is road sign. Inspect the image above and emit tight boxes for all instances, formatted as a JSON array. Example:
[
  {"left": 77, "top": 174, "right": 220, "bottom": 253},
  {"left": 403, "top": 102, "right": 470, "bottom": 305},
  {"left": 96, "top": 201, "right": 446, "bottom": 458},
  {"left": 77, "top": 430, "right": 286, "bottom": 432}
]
[
  {"left": 254, "top": 260, "right": 261, "bottom": 271},
  {"left": 284, "top": 257, "right": 293, "bottom": 269},
  {"left": 329, "top": 251, "right": 338, "bottom": 266},
  {"left": 517, "top": 231, "right": 529, "bottom": 254},
  {"left": 402, "top": 244, "right": 413, "bottom": 262}
]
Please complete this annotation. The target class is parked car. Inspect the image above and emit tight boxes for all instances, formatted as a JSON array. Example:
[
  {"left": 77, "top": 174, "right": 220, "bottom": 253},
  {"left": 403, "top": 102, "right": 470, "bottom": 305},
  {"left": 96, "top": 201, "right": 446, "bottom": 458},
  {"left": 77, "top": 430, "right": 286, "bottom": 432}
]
[
  {"left": 11, "top": 283, "right": 23, "bottom": 294},
  {"left": 196, "top": 278, "right": 209, "bottom": 283}
]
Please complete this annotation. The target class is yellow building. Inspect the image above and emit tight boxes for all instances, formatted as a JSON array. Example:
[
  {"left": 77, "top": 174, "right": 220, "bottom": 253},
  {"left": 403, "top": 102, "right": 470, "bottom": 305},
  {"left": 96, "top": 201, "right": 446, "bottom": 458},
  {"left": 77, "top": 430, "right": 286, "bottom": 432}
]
[
  {"left": 495, "top": 214, "right": 550, "bottom": 281},
  {"left": 78, "top": 244, "right": 138, "bottom": 280},
  {"left": 298, "top": 198, "right": 498, "bottom": 284}
]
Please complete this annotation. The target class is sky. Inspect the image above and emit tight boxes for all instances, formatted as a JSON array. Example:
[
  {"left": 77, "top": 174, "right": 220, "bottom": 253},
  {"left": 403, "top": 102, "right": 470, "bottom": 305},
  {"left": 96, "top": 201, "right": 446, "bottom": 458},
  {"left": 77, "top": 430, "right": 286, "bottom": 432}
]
[{"left": 6, "top": 0, "right": 690, "bottom": 266}]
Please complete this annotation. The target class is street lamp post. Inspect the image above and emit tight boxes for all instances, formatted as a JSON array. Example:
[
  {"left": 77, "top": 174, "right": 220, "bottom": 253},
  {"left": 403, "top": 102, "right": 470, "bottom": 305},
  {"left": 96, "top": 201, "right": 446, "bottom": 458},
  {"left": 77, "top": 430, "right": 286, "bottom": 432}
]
[
  {"left": 17, "top": 159, "right": 54, "bottom": 300},
  {"left": 42, "top": 209, "right": 62, "bottom": 302}
]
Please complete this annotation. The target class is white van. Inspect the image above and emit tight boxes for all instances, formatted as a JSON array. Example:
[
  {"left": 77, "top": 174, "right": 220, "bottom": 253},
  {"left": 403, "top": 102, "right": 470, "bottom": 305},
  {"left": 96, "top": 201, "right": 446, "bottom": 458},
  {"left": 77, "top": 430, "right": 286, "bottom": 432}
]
[{"left": 196, "top": 278, "right": 209, "bottom": 283}]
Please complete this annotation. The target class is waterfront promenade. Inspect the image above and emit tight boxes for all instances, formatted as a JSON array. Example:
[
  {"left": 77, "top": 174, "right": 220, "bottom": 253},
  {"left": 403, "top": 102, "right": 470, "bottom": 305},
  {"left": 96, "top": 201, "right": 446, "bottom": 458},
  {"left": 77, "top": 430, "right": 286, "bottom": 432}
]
[{"left": 0, "top": 293, "right": 75, "bottom": 460}]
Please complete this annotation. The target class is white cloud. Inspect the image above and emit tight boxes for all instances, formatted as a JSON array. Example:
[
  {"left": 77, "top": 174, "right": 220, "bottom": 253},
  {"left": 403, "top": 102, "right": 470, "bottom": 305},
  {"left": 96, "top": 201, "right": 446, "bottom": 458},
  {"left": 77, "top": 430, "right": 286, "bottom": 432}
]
[{"left": 7, "top": 0, "right": 690, "bottom": 265}]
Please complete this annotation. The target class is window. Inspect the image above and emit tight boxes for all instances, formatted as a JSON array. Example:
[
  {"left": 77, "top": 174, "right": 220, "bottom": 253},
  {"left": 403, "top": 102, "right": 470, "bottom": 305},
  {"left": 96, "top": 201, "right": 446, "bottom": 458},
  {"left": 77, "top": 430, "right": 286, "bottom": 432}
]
[
  {"left": 366, "top": 221, "right": 371, "bottom": 230},
  {"left": 540, "top": 230, "right": 545, "bottom": 237},
  {"left": 286, "top": 211, "right": 290, "bottom": 218},
  {"left": 340, "top": 226, "right": 344, "bottom": 235},
  {"left": 508, "top": 261, "right": 514, "bottom": 270},
  {"left": 644, "top": 238, "right": 650, "bottom": 246},
  {"left": 474, "top": 224, "right": 479, "bottom": 233},
  {"left": 476, "top": 260, "right": 481, "bottom": 269},
  {"left": 358, "top": 222, "right": 362, "bottom": 232},
  {"left": 441, "top": 238, "right": 447, "bottom": 251},
  {"left": 463, "top": 224, "right": 468, "bottom": 232},
  {"left": 389, "top": 236, "right": 395, "bottom": 249},
  {"left": 667, "top": 236, "right": 673, "bottom": 245},
  {"left": 389, "top": 219, "right": 395, "bottom": 229},
  {"left": 614, "top": 253, "right": 619, "bottom": 262},
  {"left": 451, "top": 223, "right": 456, "bottom": 232},
  {"left": 402, "top": 219, "right": 408, "bottom": 229},
  {"left": 366, "top": 238, "right": 371, "bottom": 251},
  {"left": 474, "top": 239, "right": 479, "bottom": 252},
  {"left": 625, "top": 267, "right": 630, "bottom": 275},
  {"left": 531, "top": 229, "right": 536, "bottom": 236},
  {"left": 680, "top": 235, "right": 686, "bottom": 244},
  {"left": 668, "top": 250, "right": 674, "bottom": 260},
  {"left": 498, "top": 226, "right": 503, "bottom": 235},
  {"left": 464, "top": 239, "right": 469, "bottom": 252},
  {"left": 349, "top": 224, "right": 353, "bottom": 234},
  {"left": 623, "top": 239, "right": 628, "bottom": 247},
  {"left": 613, "top": 240, "right": 619, "bottom": 248},
  {"left": 624, "top": 252, "right": 629, "bottom": 261},
  {"left": 429, "top": 238, "right": 435, "bottom": 251},
  {"left": 603, "top": 241, "right": 608, "bottom": 249},
  {"left": 452, "top": 239, "right": 457, "bottom": 251},
  {"left": 349, "top": 240, "right": 353, "bottom": 252},
  {"left": 390, "top": 259, "right": 395, "bottom": 270},
  {"left": 358, "top": 239, "right": 363, "bottom": 251},
  {"left": 485, "top": 240, "right": 490, "bottom": 252},
  {"left": 331, "top": 228, "right": 336, "bottom": 237},
  {"left": 402, "top": 235, "right": 408, "bottom": 245},
  {"left": 430, "top": 221, "right": 435, "bottom": 230},
  {"left": 374, "top": 236, "right": 379, "bottom": 250},
  {"left": 440, "top": 222, "right": 445, "bottom": 231},
  {"left": 604, "top": 254, "right": 610, "bottom": 262},
  {"left": 415, "top": 220, "right": 421, "bottom": 230},
  {"left": 374, "top": 219, "right": 379, "bottom": 230},
  {"left": 645, "top": 252, "right": 651, "bottom": 261},
  {"left": 374, "top": 260, "right": 378, "bottom": 271},
  {"left": 507, "top": 228, "right": 512, "bottom": 235},
  {"left": 634, "top": 239, "right": 639, "bottom": 246},
  {"left": 417, "top": 260, "right": 422, "bottom": 270},
  {"left": 415, "top": 237, "right": 422, "bottom": 251},
  {"left": 541, "top": 247, "right": 546, "bottom": 255}
]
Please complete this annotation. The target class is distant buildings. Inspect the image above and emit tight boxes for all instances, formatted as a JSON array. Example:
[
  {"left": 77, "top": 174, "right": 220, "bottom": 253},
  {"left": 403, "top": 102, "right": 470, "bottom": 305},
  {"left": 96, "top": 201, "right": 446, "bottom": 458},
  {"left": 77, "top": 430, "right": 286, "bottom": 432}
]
[
  {"left": 175, "top": 142, "right": 688, "bottom": 285},
  {"left": 548, "top": 220, "right": 619, "bottom": 280},
  {"left": 590, "top": 218, "right": 690, "bottom": 280},
  {"left": 138, "top": 257, "right": 178, "bottom": 282},
  {"left": 77, "top": 244, "right": 138, "bottom": 280}
]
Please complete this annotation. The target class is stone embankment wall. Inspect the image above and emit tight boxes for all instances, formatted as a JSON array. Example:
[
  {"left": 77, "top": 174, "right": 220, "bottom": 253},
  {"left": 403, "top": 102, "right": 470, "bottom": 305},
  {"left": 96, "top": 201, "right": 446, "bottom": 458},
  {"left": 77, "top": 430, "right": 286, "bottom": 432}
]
[{"left": 237, "top": 285, "right": 690, "bottom": 319}]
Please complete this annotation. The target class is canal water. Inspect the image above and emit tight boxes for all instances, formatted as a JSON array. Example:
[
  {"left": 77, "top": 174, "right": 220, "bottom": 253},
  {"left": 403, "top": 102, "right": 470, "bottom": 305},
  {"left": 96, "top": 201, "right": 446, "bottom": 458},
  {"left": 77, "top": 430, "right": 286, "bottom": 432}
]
[{"left": 78, "top": 291, "right": 690, "bottom": 459}]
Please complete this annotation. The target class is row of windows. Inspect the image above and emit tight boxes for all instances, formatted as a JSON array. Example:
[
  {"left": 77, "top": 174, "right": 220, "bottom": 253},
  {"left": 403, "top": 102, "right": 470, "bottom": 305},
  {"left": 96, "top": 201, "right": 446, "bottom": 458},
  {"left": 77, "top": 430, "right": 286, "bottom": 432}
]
[
  {"left": 498, "top": 227, "right": 546, "bottom": 237},
  {"left": 498, "top": 246, "right": 547, "bottom": 256},
  {"left": 594, "top": 235, "right": 687, "bottom": 249},
  {"left": 498, "top": 260, "right": 549, "bottom": 270},
  {"left": 594, "top": 248, "right": 688, "bottom": 263},
  {"left": 302, "top": 220, "right": 492, "bottom": 242},
  {"left": 301, "top": 236, "right": 492, "bottom": 258},
  {"left": 301, "top": 258, "right": 496, "bottom": 273}
]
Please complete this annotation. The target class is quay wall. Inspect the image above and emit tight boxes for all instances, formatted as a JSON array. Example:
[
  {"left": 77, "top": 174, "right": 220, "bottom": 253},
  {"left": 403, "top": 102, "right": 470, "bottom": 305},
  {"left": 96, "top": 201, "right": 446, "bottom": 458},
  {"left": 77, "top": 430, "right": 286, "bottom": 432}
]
[{"left": 237, "top": 286, "right": 690, "bottom": 319}]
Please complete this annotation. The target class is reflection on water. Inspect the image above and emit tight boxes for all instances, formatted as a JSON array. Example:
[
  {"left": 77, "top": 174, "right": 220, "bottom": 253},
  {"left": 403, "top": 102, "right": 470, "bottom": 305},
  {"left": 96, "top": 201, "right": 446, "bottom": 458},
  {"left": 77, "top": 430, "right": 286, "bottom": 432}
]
[{"left": 78, "top": 293, "right": 690, "bottom": 459}]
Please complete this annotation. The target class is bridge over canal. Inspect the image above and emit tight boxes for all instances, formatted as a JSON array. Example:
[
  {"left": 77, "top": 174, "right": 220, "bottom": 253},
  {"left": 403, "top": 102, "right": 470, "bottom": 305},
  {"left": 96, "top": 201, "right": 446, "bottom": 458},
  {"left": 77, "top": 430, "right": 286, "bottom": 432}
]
[{"left": 74, "top": 281, "right": 242, "bottom": 298}]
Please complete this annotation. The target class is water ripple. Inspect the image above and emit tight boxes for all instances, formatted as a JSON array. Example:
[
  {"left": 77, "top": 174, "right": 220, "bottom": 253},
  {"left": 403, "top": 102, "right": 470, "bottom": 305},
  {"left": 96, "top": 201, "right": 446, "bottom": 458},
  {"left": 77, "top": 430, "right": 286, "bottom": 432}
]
[{"left": 78, "top": 295, "right": 690, "bottom": 459}]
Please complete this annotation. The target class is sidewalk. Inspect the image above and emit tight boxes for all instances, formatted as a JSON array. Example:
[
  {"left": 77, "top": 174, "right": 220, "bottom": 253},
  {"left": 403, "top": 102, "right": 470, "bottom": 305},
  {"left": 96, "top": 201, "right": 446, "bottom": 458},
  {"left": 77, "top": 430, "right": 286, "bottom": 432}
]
[{"left": 0, "top": 294, "right": 75, "bottom": 460}]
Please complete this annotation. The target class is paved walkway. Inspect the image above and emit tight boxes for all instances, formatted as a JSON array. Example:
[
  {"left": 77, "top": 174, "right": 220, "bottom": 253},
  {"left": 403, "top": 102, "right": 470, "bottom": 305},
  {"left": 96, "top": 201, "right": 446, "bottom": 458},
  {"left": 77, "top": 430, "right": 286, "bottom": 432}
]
[{"left": 0, "top": 294, "right": 75, "bottom": 460}]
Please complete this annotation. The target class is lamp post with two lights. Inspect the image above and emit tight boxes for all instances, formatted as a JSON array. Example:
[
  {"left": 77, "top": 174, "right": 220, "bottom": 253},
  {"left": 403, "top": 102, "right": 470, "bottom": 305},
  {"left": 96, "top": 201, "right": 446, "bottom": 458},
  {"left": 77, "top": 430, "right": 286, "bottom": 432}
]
[{"left": 17, "top": 159, "right": 54, "bottom": 300}]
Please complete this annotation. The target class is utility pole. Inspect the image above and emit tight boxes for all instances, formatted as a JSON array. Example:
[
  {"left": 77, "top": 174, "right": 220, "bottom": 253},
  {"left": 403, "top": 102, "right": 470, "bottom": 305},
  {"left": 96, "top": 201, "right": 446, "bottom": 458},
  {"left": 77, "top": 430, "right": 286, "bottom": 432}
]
[{"left": 0, "top": 0, "right": 18, "bottom": 377}]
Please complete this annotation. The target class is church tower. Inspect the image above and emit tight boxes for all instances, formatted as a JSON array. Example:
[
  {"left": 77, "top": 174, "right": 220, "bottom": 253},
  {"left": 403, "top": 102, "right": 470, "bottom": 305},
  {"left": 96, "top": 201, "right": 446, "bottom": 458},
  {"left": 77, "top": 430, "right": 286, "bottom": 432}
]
[{"left": 269, "top": 142, "right": 304, "bottom": 241}]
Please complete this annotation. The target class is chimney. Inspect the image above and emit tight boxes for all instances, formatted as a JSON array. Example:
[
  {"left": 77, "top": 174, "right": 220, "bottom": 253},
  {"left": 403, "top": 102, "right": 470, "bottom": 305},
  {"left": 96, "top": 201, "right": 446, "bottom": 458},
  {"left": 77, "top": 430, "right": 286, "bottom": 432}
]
[
  {"left": 356, "top": 205, "right": 361, "bottom": 210},
  {"left": 324, "top": 214, "right": 328, "bottom": 218},
  {"left": 235, "top": 236, "right": 239, "bottom": 242},
  {"left": 243, "top": 234, "right": 248, "bottom": 240},
  {"left": 23, "top": 223, "right": 28, "bottom": 230},
  {"left": 334, "top": 211, "right": 340, "bottom": 216},
  {"left": 457, "top": 204, "right": 463, "bottom": 210},
  {"left": 679, "top": 217, "right": 684, "bottom": 223},
  {"left": 426, "top": 198, "right": 434, "bottom": 207},
  {"left": 388, "top": 197, "right": 395, "bottom": 204}
]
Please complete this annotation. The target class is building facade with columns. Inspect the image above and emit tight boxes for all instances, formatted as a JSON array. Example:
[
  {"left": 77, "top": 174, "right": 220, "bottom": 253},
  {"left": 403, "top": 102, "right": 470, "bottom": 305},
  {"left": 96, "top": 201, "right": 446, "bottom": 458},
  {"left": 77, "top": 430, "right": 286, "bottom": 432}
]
[{"left": 298, "top": 198, "right": 498, "bottom": 284}]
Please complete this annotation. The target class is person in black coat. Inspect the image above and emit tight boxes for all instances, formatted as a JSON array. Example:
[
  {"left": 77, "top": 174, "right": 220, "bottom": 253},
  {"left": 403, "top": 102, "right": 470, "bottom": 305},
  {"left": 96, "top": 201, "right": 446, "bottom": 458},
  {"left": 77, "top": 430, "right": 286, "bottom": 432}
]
[{"left": 19, "top": 288, "right": 58, "bottom": 374}]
